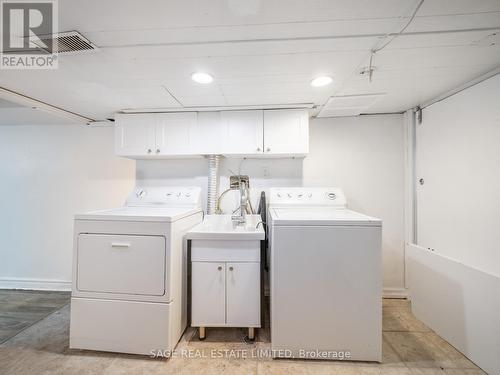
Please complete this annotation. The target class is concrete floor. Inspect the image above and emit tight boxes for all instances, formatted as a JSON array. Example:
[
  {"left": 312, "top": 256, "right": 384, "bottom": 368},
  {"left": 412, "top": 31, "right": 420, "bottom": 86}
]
[{"left": 0, "top": 291, "right": 484, "bottom": 374}]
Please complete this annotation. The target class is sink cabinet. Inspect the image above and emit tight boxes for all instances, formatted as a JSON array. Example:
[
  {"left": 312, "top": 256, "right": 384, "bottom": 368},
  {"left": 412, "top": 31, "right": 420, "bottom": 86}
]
[
  {"left": 190, "top": 239, "right": 261, "bottom": 339},
  {"left": 191, "top": 262, "right": 226, "bottom": 325},
  {"left": 225, "top": 262, "right": 260, "bottom": 326}
]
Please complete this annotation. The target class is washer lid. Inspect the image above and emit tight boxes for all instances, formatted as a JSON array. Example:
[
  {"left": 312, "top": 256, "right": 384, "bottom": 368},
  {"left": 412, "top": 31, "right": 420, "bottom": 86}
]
[
  {"left": 75, "top": 206, "right": 201, "bottom": 222},
  {"left": 270, "top": 207, "right": 381, "bottom": 226}
]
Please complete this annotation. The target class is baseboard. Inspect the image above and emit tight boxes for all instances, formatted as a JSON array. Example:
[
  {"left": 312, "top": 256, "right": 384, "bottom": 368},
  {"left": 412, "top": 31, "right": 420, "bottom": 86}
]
[
  {"left": 0, "top": 277, "right": 71, "bottom": 291},
  {"left": 383, "top": 287, "right": 408, "bottom": 299}
]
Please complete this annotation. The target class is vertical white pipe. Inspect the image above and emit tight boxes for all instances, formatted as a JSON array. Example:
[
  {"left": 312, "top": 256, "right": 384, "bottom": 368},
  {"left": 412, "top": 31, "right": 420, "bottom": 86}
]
[
  {"left": 206, "top": 155, "right": 221, "bottom": 214},
  {"left": 404, "top": 108, "right": 417, "bottom": 291}
]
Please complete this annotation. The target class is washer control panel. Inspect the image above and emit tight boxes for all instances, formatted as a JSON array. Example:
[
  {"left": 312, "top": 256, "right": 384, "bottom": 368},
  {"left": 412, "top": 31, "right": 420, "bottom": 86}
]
[
  {"left": 126, "top": 186, "right": 202, "bottom": 207},
  {"left": 269, "top": 187, "right": 347, "bottom": 207}
]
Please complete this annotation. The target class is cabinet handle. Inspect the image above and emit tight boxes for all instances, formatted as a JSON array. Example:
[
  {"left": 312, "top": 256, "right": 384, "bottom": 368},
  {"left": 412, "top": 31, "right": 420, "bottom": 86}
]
[
  {"left": 217, "top": 266, "right": 222, "bottom": 271},
  {"left": 266, "top": 147, "right": 271, "bottom": 152},
  {"left": 229, "top": 266, "right": 234, "bottom": 271},
  {"left": 156, "top": 149, "right": 160, "bottom": 153},
  {"left": 256, "top": 147, "right": 261, "bottom": 152},
  {"left": 111, "top": 242, "right": 130, "bottom": 248},
  {"left": 147, "top": 149, "right": 152, "bottom": 153}
]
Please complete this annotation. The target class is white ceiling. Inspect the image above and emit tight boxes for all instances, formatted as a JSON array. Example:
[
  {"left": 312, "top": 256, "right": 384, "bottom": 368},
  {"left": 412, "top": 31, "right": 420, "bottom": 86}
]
[
  {"left": 0, "top": 98, "right": 81, "bottom": 125},
  {"left": 0, "top": 0, "right": 499, "bottom": 121},
  {"left": 0, "top": 98, "right": 22, "bottom": 109}
]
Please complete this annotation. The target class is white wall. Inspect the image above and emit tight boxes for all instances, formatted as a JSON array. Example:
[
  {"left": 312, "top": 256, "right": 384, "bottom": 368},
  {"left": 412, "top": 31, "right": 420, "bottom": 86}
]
[
  {"left": 136, "top": 157, "right": 303, "bottom": 213},
  {"left": 305, "top": 115, "right": 406, "bottom": 292},
  {"left": 416, "top": 73, "right": 500, "bottom": 276},
  {"left": 0, "top": 124, "right": 135, "bottom": 290},
  {"left": 0, "top": 114, "right": 405, "bottom": 292},
  {"left": 136, "top": 114, "right": 406, "bottom": 294},
  {"left": 408, "top": 74, "right": 500, "bottom": 375}
]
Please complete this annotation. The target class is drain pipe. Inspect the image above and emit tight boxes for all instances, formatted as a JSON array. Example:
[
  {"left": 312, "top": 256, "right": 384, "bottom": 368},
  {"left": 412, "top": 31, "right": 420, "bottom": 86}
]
[{"left": 206, "top": 155, "right": 221, "bottom": 214}]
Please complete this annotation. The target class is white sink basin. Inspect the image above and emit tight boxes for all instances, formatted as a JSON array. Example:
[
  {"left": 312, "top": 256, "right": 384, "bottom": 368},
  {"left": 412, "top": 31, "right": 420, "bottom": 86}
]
[{"left": 186, "top": 214, "right": 265, "bottom": 240}]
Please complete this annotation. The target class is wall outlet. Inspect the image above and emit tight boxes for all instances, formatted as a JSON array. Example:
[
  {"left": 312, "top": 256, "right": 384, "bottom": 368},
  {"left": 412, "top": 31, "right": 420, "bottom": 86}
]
[{"left": 262, "top": 166, "right": 270, "bottom": 178}]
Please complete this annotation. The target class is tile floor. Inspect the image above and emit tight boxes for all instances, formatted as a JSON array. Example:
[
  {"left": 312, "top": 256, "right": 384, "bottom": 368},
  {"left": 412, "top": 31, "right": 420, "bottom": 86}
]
[
  {"left": 0, "top": 290, "right": 70, "bottom": 344},
  {"left": 0, "top": 291, "right": 485, "bottom": 374}
]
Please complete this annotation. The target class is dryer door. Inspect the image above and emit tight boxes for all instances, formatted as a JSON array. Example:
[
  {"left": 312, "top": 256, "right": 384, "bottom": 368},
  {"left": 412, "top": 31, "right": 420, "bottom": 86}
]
[{"left": 77, "top": 234, "right": 166, "bottom": 297}]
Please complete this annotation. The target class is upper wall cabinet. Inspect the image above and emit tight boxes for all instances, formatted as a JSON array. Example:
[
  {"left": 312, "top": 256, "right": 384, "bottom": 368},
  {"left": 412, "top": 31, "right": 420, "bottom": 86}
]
[
  {"left": 263, "top": 109, "right": 309, "bottom": 156},
  {"left": 115, "top": 112, "right": 197, "bottom": 158},
  {"left": 156, "top": 113, "right": 197, "bottom": 156},
  {"left": 115, "top": 113, "right": 156, "bottom": 157},
  {"left": 221, "top": 110, "right": 264, "bottom": 156},
  {"left": 191, "top": 112, "right": 225, "bottom": 155},
  {"left": 115, "top": 109, "right": 309, "bottom": 159}
]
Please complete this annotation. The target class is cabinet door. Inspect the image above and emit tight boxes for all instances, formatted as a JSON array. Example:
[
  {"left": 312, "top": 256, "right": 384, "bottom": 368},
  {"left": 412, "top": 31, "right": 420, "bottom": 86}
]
[
  {"left": 115, "top": 113, "right": 156, "bottom": 156},
  {"left": 226, "top": 262, "right": 260, "bottom": 326},
  {"left": 221, "top": 110, "right": 264, "bottom": 155},
  {"left": 191, "top": 262, "right": 226, "bottom": 326},
  {"left": 155, "top": 112, "right": 196, "bottom": 155},
  {"left": 191, "top": 111, "right": 225, "bottom": 154},
  {"left": 263, "top": 109, "right": 309, "bottom": 156}
]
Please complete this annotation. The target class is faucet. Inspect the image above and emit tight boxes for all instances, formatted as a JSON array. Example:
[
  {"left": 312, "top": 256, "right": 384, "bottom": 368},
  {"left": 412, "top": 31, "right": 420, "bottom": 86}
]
[{"left": 231, "top": 179, "right": 248, "bottom": 225}]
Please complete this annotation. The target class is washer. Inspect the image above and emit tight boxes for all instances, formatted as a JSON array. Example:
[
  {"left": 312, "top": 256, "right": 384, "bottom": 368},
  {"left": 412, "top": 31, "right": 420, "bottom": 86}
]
[
  {"left": 70, "top": 186, "right": 203, "bottom": 356},
  {"left": 268, "top": 187, "right": 382, "bottom": 362}
]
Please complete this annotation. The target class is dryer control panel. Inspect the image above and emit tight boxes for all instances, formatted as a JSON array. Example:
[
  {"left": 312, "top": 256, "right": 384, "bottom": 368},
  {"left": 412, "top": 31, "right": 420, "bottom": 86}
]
[
  {"left": 269, "top": 187, "right": 347, "bottom": 207},
  {"left": 126, "top": 186, "right": 202, "bottom": 208}
]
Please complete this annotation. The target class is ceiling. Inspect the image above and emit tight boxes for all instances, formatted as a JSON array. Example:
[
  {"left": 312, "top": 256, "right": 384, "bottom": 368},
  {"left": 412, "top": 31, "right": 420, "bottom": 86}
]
[
  {"left": 0, "top": 98, "right": 22, "bottom": 109},
  {"left": 0, "top": 98, "right": 79, "bottom": 125},
  {"left": 0, "top": 0, "right": 499, "bottom": 121}
]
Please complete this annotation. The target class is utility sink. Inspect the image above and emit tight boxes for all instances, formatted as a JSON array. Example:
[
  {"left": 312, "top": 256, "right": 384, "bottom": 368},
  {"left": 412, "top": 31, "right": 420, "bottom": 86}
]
[
  {"left": 186, "top": 214, "right": 265, "bottom": 241},
  {"left": 189, "top": 214, "right": 262, "bottom": 338}
]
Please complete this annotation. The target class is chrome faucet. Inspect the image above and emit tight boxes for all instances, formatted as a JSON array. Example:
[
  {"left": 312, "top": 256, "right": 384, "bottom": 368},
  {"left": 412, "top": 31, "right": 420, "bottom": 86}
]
[{"left": 231, "top": 180, "right": 247, "bottom": 225}]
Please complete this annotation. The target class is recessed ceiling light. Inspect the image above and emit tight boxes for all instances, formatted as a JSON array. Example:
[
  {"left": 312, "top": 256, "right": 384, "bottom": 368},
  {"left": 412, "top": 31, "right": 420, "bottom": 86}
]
[
  {"left": 191, "top": 72, "right": 214, "bottom": 84},
  {"left": 311, "top": 76, "right": 333, "bottom": 87}
]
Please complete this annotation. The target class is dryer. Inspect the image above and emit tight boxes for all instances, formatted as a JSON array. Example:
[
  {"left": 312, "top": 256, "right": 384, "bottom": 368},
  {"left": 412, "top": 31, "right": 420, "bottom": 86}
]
[
  {"left": 70, "top": 186, "right": 203, "bottom": 355},
  {"left": 268, "top": 187, "right": 382, "bottom": 362}
]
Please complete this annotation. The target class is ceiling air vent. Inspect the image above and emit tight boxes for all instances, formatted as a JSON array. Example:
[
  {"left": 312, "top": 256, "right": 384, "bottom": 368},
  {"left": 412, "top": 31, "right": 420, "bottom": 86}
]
[
  {"left": 29, "top": 31, "right": 98, "bottom": 55},
  {"left": 317, "top": 93, "right": 386, "bottom": 118}
]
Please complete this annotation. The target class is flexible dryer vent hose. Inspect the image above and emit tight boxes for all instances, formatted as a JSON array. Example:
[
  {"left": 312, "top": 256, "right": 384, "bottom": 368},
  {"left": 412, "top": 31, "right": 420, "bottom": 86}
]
[{"left": 206, "top": 155, "right": 221, "bottom": 214}]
